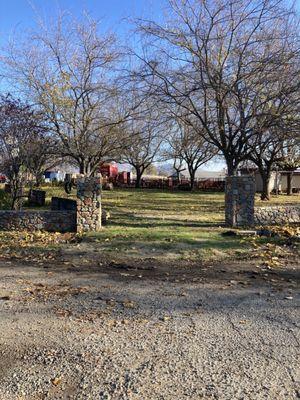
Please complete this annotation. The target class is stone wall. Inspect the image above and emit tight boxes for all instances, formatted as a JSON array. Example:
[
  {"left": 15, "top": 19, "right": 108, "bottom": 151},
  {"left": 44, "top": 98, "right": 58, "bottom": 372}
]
[
  {"left": 0, "top": 210, "right": 76, "bottom": 232},
  {"left": 0, "top": 176, "right": 104, "bottom": 233},
  {"left": 76, "top": 176, "right": 102, "bottom": 233},
  {"left": 225, "top": 176, "right": 300, "bottom": 227},
  {"left": 0, "top": 177, "right": 104, "bottom": 233},
  {"left": 225, "top": 176, "right": 256, "bottom": 227},
  {"left": 254, "top": 205, "right": 300, "bottom": 226}
]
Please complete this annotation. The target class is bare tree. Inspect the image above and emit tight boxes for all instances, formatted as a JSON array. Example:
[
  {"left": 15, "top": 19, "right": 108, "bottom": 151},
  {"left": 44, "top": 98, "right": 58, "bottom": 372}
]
[
  {"left": 167, "top": 119, "right": 216, "bottom": 190},
  {"left": 3, "top": 13, "right": 135, "bottom": 175},
  {"left": 247, "top": 130, "right": 285, "bottom": 200},
  {"left": 25, "top": 133, "right": 59, "bottom": 187},
  {"left": 135, "top": 0, "right": 300, "bottom": 175},
  {"left": 277, "top": 139, "right": 300, "bottom": 195},
  {"left": 0, "top": 95, "right": 48, "bottom": 209},
  {"left": 121, "top": 101, "right": 166, "bottom": 188},
  {"left": 248, "top": 103, "right": 300, "bottom": 200},
  {"left": 172, "top": 156, "right": 185, "bottom": 181}
]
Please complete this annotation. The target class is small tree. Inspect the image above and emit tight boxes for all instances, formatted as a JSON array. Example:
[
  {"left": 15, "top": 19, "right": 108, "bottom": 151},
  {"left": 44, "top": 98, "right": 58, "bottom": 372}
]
[
  {"left": 4, "top": 13, "right": 133, "bottom": 176},
  {"left": 247, "top": 129, "right": 285, "bottom": 200},
  {"left": 277, "top": 140, "right": 300, "bottom": 195},
  {"left": 167, "top": 120, "right": 216, "bottom": 190},
  {"left": 25, "top": 133, "right": 59, "bottom": 187},
  {"left": 0, "top": 96, "right": 48, "bottom": 209},
  {"left": 121, "top": 102, "right": 166, "bottom": 188},
  {"left": 172, "top": 156, "right": 185, "bottom": 181}
]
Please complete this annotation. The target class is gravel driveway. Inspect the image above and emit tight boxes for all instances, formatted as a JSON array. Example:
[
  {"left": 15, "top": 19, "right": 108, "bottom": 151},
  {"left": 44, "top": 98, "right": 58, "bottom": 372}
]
[{"left": 0, "top": 247, "right": 299, "bottom": 400}]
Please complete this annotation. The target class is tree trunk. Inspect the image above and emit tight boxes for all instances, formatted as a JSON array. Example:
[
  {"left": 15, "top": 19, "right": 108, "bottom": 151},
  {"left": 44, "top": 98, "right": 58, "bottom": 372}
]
[
  {"left": 189, "top": 169, "right": 196, "bottom": 191},
  {"left": 260, "top": 170, "right": 271, "bottom": 201},
  {"left": 35, "top": 172, "right": 44, "bottom": 187},
  {"left": 260, "top": 176, "right": 271, "bottom": 201},
  {"left": 79, "top": 161, "right": 92, "bottom": 176},
  {"left": 225, "top": 158, "right": 237, "bottom": 176},
  {"left": 11, "top": 190, "right": 18, "bottom": 210},
  {"left": 287, "top": 172, "right": 293, "bottom": 195},
  {"left": 79, "top": 163, "right": 85, "bottom": 175},
  {"left": 11, "top": 182, "right": 24, "bottom": 210},
  {"left": 135, "top": 167, "right": 143, "bottom": 188}
]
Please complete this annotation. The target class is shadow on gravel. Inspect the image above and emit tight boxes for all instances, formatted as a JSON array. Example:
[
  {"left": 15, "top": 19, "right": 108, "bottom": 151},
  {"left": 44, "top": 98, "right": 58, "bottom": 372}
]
[
  {"left": 3, "top": 253, "right": 299, "bottom": 288},
  {"left": 50, "top": 256, "right": 300, "bottom": 287}
]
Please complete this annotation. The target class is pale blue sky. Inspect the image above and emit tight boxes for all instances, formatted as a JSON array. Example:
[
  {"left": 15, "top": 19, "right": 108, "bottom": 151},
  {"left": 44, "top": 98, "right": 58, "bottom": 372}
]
[
  {"left": 0, "top": 0, "right": 164, "bottom": 43},
  {"left": 2, "top": 0, "right": 295, "bottom": 172},
  {"left": 1, "top": 0, "right": 298, "bottom": 39}
]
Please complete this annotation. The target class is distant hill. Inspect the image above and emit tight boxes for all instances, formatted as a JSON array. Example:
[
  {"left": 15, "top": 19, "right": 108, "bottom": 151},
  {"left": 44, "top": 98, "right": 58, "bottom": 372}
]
[{"left": 181, "top": 169, "right": 226, "bottom": 179}]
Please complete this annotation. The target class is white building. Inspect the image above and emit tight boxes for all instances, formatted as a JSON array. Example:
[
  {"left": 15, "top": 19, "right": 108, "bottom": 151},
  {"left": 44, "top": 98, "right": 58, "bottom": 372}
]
[{"left": 240, "top": 169, "right": 300, "bottom": 193}]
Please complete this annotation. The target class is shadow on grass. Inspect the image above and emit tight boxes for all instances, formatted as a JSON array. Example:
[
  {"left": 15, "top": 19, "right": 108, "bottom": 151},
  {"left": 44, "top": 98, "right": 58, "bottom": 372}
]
[
  {"left": 88, "top": 236, "right": 247, "bottom": 253},
  {"left": 108, "top": 213, "right": 224, "bottom": 229}
]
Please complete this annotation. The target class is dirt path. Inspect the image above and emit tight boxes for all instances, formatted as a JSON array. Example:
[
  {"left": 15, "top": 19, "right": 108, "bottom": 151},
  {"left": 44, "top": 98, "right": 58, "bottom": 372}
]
[{"left": 0, "top": 245, "right": 299, "bottom": 399}]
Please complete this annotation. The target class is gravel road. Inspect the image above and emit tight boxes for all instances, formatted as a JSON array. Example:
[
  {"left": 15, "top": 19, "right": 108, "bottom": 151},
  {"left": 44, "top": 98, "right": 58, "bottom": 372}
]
[{"left": 0, "top": 247, "right": 299, "bottom": 400}]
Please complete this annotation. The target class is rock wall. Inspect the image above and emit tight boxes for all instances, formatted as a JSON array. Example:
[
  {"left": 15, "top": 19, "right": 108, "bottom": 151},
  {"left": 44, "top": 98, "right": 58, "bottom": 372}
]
[
  {"left": 0, "top": 179, "right": 104, "bottom": 233},
  {"left": 254, "top": 205, "right": 300, "bottom": 226},
  {"left": 0, "top": 210, "right": 76, "bottom": 232},
  {"left": 76, "top": 176, "right": 102, "bottom": 233},
  {"left": 225, "top": 176, "right": 256, "bottom": 227},
  {"left": 225, "top": 176, "right": 300, "bottom": 227}
]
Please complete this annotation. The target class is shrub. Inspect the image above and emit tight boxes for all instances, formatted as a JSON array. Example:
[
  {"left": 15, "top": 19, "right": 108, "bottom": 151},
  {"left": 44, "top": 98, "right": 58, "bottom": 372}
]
[{"left": 0, "top": 189, "right": 11, "bottom": 209}]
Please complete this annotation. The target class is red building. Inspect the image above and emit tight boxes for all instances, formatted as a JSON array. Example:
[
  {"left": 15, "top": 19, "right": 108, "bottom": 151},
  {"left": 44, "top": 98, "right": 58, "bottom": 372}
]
[
  {"left": 118, "top": 171, "right": 128, "bottom": 184},
  {"left": 99, "top": 163, "right": 118, "bottom": 179}
]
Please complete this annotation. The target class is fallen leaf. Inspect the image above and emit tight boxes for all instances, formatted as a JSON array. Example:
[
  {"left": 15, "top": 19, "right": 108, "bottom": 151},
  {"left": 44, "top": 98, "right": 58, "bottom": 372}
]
[
  {"left": 51, "top": 376, "right": 62, "bottom": 386},
  {"left": 160, "top": 316, "right": 171, "bottom": 322},
  {"left": 179, "top": 292, "right": 188, "bottom": 297},
  {"left": 122, "top": 300, "right": 136, "bottom": 309}
]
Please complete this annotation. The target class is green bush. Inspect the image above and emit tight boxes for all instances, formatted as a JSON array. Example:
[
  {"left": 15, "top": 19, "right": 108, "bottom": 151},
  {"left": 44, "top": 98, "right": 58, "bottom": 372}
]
[{"left": 0, "top": 189, "right": 11, "bottom": 210}]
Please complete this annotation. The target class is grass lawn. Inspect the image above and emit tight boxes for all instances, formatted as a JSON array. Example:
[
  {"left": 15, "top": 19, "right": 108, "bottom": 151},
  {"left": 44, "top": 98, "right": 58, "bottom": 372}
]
[
  {"left": 90, "top": 189, "right": 229, "bottom": 261},
  {"left": 0, "top": 184, "right": 299, "bottom": 262},
  {"left": 40, "top": 186, "right": 299, "bottom": 261}
]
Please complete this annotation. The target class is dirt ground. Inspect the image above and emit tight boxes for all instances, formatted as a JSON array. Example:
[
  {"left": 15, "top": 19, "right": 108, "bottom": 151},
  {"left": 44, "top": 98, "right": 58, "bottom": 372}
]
[{"left": 0, "top": 240, "right": 299, "bottom": 400}]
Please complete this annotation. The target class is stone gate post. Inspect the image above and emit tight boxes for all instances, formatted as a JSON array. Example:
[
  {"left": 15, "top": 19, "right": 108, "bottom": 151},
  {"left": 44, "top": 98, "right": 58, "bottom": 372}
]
[
  {"left": 225, "top": 176, "right": 255, "bottom": 227},
  {"left": 76, "top": 175, "right": 102, "bottom": 232}
]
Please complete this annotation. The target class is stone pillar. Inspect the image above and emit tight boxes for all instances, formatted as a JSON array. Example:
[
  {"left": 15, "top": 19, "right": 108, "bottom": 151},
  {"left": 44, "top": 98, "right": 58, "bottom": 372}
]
[
  {"left": 76, "top": 176, "right": 102, "bottom": 233},
  {"left": 225, "top": 176, "right": 255, "bottom": 227}
]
